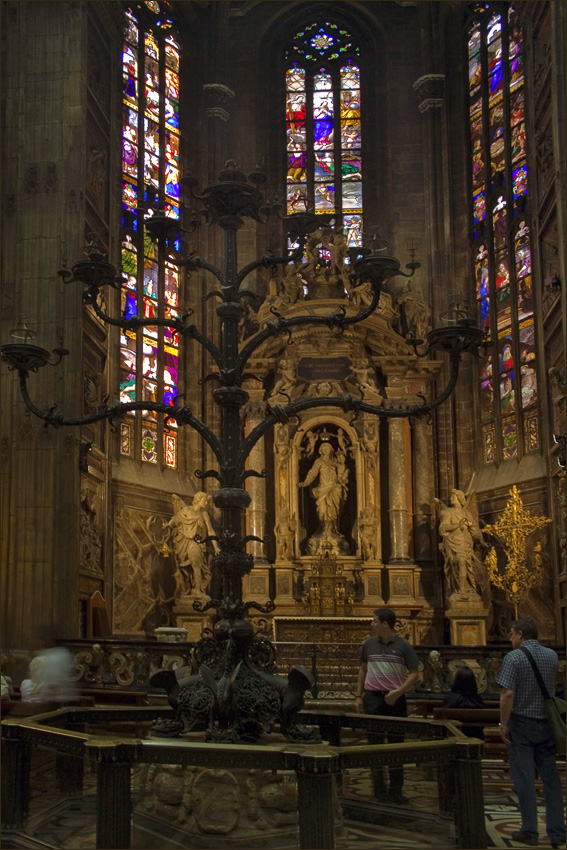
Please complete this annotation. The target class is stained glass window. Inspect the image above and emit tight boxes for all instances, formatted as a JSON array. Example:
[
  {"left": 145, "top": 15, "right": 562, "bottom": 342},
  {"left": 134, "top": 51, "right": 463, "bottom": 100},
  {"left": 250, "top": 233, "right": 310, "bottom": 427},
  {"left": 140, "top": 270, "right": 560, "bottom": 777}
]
[
  {"left": 468, "top": 6, "right": 538, "bottom": 464},
  {"left": 121, "top": 3, "right": 180, "bottom": 468},
  {"left": 285, "top": 22, "right": 362, "bottom": 248}
]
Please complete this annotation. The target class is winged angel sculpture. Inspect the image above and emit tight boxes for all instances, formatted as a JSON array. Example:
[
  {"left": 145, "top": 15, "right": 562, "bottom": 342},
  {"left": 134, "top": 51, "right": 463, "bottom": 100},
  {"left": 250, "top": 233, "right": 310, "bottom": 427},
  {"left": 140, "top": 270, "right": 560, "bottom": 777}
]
[{"left": 435, "top": 489, "right": 488, "bottom": 602}]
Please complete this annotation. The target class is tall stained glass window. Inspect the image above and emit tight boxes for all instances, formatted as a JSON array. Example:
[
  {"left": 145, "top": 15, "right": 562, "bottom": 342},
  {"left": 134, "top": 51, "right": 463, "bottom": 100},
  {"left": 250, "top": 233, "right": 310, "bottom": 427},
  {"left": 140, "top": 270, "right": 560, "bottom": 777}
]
[
  {"left": 121, "top": 2, "right": 180, "bottom": 468},
  {"left": 285, "top": 22, "right": 363, "bottom": 248},
  {"left": 468, "top": 6, "right": 538, "bottom": 464}
]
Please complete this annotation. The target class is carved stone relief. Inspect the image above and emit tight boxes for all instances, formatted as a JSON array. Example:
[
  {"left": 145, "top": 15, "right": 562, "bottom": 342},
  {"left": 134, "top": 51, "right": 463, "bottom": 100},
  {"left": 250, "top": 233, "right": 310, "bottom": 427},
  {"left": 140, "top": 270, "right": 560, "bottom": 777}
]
[
  {"left": 79, "top": 489, "right": 103, "bottom": 575},
  {"left": 114, "top": 506, "right": 176, "bottom": 634},
  {"left": 134, "top": 765, "right": 304, "bottom": 840},
  {"left": 86, "top": 147, "right": 108, "bottom": 215}
]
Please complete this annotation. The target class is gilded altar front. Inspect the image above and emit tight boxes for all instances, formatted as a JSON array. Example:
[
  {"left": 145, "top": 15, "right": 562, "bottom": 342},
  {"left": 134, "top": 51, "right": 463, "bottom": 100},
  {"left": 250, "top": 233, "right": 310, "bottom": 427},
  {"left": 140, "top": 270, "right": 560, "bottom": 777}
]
[{"left": 237, "top": 228, "right": 446, "bottom": 645}]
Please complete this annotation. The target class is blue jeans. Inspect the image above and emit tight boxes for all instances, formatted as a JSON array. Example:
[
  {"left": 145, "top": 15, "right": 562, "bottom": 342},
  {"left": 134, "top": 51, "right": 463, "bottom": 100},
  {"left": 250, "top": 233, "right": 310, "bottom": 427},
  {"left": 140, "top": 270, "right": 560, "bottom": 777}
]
[{"left": 508, "top": 713, "right": 566, "bottom": 843}]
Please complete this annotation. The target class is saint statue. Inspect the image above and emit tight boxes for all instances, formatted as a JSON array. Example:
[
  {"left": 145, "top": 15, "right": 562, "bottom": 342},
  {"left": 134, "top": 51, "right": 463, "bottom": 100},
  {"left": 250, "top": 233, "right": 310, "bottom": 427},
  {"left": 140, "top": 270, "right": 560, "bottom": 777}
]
[
  {"left": 396, "top": 282, "right": 432, "bottom": 341},
  {"left": 167, "top": 492, "right": 220, "bottom": 598},
  {"left": 299, "top": 442, "right": 350, "bottom": 555},
  {"left": 358, "top": 506, "right": 377, "bottom": 561},
  {"left": 435, "top": 489, "right": 486, "bottom": 600},
  {"left": 274, "top": 509, "right": 296, "bottom": 561}
]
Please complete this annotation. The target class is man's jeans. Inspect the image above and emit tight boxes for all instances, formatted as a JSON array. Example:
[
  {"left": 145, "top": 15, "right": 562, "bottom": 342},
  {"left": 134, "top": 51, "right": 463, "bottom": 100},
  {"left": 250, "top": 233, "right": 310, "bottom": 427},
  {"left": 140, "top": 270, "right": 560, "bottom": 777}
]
[
  {"left": 363, "top": 690, "right": 407, "bottom": 794},
  {"left": 509, "top": 713, "right": 566, "bottom": 843}
]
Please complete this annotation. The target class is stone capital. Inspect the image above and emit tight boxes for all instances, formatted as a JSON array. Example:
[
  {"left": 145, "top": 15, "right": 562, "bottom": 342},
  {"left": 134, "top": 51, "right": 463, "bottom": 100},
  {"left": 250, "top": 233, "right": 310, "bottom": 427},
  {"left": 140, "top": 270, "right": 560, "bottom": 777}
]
[
  {"left": 203, "top": 83, "right": 235, "bottom": 121},
  {"left": 412, "top": 74, "right": 445, "bottom": 112}
]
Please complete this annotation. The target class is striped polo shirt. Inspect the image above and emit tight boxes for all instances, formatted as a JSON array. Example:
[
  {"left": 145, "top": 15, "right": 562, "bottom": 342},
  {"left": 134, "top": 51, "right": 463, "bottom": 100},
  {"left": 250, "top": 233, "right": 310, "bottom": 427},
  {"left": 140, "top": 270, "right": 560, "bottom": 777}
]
[{"left": 360, "top": 635, "right": 420, "bottom": 692}]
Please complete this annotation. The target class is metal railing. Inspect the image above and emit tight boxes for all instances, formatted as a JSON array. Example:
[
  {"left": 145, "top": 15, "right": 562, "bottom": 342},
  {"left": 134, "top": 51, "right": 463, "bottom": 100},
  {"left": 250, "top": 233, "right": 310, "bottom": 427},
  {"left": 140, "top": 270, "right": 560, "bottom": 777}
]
[{"left": 2, "top": 705, "right": 486, "bottom": 850}]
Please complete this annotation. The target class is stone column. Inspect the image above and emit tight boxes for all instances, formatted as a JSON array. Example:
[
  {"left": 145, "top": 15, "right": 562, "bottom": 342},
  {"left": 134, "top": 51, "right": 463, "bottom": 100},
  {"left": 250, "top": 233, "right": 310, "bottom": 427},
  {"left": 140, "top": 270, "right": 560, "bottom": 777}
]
[
  {"left": 242, "top": 398, "right": 271, "bottom": 605},
  {"left": 1, "top": 1, "right": 87, "bottom": 648},
  {"left": 388, "top": 418, "right": 411, "bottom": 563},
  {"left": 412, "top": 14, "right": 458, "bottom": 497},
  {"left": 243, "top": 399, "right": 268, "bottom": 564},
  {"left": 412, "top": 417, "right": 434, "bottom": 564}
]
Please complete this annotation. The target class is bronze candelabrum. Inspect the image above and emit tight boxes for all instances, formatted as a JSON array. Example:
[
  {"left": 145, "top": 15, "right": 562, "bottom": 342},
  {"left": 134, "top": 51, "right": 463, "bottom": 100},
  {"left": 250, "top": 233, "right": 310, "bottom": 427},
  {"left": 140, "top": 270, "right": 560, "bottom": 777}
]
[{"left": 2, "top": 162, "right": 485, "bottom": 742}]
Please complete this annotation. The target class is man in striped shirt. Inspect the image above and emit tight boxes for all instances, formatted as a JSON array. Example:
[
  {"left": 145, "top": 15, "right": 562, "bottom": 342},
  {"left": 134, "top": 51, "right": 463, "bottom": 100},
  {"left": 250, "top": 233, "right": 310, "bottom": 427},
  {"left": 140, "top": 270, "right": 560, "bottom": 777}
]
[
  {"left": 356, "top": 607, "right": 420, "bottom": 805},
  {"left": 498, "top": 617, "right": 565, "bottom": 848}
]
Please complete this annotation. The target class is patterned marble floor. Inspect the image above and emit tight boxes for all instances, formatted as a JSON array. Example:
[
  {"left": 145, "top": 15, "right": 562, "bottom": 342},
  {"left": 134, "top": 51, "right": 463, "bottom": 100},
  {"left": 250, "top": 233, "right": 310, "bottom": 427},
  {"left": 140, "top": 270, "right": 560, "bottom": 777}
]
[{"left": 4, "top": 750, "right": 565, "bottom": 849}]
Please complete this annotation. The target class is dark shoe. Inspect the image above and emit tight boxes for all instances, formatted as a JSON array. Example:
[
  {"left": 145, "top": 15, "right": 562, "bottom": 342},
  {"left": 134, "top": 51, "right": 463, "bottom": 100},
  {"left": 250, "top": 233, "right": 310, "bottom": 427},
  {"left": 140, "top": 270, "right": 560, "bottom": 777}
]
[
  {"left": 387, "top": 791, "right": 409, "bottom": 805},
  {"left": 510, "top": 832, "right": 538, "bottom": 846},
  {"left": 551, "top": 842, "right": 566, "bottom": 849}
]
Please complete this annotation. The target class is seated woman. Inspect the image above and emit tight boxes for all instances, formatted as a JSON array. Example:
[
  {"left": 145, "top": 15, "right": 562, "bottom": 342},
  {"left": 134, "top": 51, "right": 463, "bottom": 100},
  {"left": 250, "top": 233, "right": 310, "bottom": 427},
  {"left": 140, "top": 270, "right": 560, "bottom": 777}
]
[
  {"left": 443, "top": 666, "right": 484, "bottom": 738},
  {"left": 20, "top": 656, "right": 47, "bottom": 702}
]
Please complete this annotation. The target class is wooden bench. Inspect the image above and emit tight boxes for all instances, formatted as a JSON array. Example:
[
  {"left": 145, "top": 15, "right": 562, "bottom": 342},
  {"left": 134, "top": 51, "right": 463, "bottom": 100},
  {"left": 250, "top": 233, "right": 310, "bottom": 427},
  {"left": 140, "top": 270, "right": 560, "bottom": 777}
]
[
  {"left": 80, "top": 687, "right": 148, "bottom": 706},
  {"left": 433, "top": 707, "right": 505, "bottom": 759},
  {"left": 410, "top": 698, "right": 499, "bottom": 718}
]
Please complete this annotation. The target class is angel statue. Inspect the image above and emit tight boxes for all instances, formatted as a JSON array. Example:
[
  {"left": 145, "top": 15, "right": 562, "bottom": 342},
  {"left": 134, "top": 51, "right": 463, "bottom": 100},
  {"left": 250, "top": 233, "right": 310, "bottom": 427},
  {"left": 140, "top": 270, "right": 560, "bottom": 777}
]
[
  {"left": 166, "top": 492, "right": 220, "bottom": 599},
  {"left": 435, "top": 489, "right": 487, "bottom": 600}
]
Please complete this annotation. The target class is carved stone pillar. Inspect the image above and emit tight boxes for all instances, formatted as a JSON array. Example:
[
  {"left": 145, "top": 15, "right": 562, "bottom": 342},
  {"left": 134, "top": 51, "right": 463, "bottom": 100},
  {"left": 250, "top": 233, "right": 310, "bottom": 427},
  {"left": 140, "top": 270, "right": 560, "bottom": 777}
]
[
  {"left": 388, "top": 418, "right": 411, "bottom": 563},
  {"left": 359, "top": 415, "right": 382, "bottom": 564},
  {"left": 242, "top": 398, "right": 270, "bottom": 605},
  {"left": 243, "top": 398, "right": 268, "bottom": 563},
  {"left": 412, "top": 417, "right": 434, "bottom": 564}
]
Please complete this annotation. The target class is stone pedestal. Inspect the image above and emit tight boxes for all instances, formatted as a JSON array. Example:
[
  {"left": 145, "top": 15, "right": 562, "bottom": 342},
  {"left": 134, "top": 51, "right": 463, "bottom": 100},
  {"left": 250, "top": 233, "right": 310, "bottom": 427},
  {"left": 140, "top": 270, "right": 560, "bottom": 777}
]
[
  {"left": 273, "top": 566, "right": 296, "bottom": 607},
  {"left": 361, "top": 564, "right": 385, "bottom": 605},
  {"left": 243, "top": 567, "right": 271, "bottom": 605},
  {"left": 446, "top": 600, "right": 489, "bottom": 645},
  {"left": 386, "top": 565, "right": 417, "bottom": 605},
  {"left": 173, "top": 602, "right": 214, "bottom": 642}
]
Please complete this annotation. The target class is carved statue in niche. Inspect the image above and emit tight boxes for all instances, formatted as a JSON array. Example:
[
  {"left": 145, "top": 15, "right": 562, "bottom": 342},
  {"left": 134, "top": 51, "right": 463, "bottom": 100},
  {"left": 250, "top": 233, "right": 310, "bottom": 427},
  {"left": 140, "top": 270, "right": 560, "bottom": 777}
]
[
  {"left": 435, "top": 489, "right": 487, "bottom": 602},
  {"left": 395, "top": 281, "right": 432, "bottom": 340},
  {"left": 274, "top": 509, "right": 296, "bottom": 561},
  {"left": 358, "top": 506, "right": 377, "bottom": 561},
  {"left": 255, "top": 262, "right": 306, "bottom": 330},
  {"left": 280, "top": 261, "right": 307, "bottom": 303},
  {"left": 298, "top": 429, "right": 354, "bottom": 556},
  {"left": 349, "top": 278, "right": 373, "bottom": 307},
  {"left": 348, "top": 357, "right": 384, "bottom": 404},
  {"left": 166, "top": 492, "right": 220, "bottom": 598},
  {"left": 270, "top": 358, "right": 301, "bottom": 402},
  {"left": 300, "top": 429, "right": 318, "bottom": 459},
  {"left": 299, "top": 227, "right": 350, "bottom": 298}
]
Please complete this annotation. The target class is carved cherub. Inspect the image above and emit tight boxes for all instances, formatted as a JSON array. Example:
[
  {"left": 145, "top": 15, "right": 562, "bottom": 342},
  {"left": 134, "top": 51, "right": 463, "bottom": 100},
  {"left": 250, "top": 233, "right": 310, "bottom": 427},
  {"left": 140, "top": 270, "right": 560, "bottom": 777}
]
[{"left": 302, "top": 430, "right": 318, "bottom": 458}]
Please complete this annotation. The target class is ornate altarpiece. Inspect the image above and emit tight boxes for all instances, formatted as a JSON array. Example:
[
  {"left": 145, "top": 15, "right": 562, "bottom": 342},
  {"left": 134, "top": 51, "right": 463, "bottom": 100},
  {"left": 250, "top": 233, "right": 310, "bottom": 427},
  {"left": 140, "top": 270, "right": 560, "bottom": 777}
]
[{"left": 235, "top": 233, "right": 446, "bottom": 645}]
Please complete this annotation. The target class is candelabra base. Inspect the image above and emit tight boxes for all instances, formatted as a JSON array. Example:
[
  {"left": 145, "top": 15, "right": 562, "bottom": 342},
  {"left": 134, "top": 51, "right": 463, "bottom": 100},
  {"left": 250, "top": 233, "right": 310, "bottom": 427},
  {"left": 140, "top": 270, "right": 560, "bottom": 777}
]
[{"left": 149, "top": 629, "right": 321, "bottom": 744}]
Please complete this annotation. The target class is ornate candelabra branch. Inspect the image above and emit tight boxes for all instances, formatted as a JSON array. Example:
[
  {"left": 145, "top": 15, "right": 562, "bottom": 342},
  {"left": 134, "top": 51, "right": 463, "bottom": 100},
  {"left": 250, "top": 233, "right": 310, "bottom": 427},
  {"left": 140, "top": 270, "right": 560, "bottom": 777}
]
[{"left": 2, "top": 161, "right": 486, "bottom": 743}]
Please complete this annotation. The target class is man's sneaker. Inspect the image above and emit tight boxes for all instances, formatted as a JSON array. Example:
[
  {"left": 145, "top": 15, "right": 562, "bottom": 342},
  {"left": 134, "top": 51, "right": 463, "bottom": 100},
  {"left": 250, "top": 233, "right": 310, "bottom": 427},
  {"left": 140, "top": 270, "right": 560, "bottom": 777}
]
[
  {"left": 510, "top": 831, "right": 538, "bottom": 846},
  {"left": 551, "top": 842, "right": 566, "bottom": 849}
]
